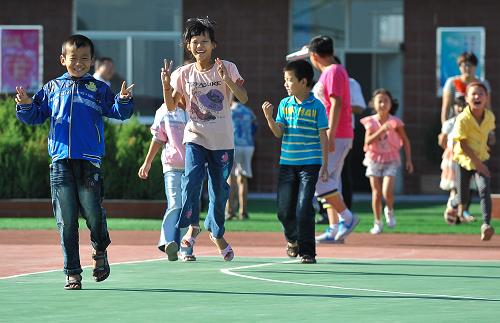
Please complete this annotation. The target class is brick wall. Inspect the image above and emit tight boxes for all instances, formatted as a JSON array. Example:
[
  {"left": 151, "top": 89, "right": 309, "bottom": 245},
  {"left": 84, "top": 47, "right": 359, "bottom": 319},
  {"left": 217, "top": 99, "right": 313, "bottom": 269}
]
[
  {"left": 184, "top": 0, "right": 289, "bottom": 192},
  {"left": 404, "top": 0, "right": 499, "bottom": 193},
  {"left": 0, "top": 0, "right": 73, "bottom": 82}
]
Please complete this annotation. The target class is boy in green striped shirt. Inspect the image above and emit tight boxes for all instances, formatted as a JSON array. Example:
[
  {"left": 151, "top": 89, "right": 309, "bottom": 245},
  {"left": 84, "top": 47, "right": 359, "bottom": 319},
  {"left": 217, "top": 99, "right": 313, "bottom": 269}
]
[{"left": 262, "top": 59, "right": 328, "bottom": 264}]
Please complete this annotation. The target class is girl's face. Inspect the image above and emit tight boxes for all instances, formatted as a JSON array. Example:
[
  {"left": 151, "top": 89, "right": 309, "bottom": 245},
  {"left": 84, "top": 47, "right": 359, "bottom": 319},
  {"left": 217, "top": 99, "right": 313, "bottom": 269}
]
[
  {"left": 187, "top": 31, "right": 215, "bottom": 63},
  {"left": 466, "top": 85, "right": 487, "bottom": 111},
  {"left": 373, "top": 93, "right": 391, "bottom": 116},
  {"left": 459, "top": 61, "right": 477, "bottom": 78}
]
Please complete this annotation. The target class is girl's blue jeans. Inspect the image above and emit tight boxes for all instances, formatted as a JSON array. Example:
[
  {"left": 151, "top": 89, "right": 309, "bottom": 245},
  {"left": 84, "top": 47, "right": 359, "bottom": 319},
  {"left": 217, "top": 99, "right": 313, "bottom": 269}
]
[
  {"left": 158, "top": 170, "right": 193, "bottom": 255},
  {"left": 178, "top": 143, "right": 233, "bottom": 239},
  {"left": 50, "top": 159, "right": 110, "bottom": 276}
]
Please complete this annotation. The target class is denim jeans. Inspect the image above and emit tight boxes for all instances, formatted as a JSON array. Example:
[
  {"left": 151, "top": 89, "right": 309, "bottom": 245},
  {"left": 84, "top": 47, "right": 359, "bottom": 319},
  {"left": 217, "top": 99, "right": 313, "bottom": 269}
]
[
  {"left": 50, "top": 159, "right": 110, "bottom": 275},
  {"left": 178, "top": 143, "right": 233, "bottom": 239},
  {"left": 158, "top": 170, "right": 193, "bottom": 255},
  {"left": 277, "top": 164, "right": 320, "bottom": 257}
]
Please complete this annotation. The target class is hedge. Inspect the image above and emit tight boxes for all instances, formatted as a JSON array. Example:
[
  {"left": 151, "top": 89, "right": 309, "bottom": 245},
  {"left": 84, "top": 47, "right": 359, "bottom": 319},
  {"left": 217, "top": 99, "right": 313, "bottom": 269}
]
[{"left": 0, "top": 97, "right": 165, "bottom": 199}]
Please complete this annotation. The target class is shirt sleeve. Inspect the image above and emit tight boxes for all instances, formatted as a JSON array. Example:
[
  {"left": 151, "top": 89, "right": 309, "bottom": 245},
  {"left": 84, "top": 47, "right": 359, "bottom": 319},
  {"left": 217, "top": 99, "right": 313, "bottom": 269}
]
[
  {"left": 226, "top": 61, "right": 244, "bottom": 85},
  {"left": 442, "top": 77, "right": 455, "bottom": 95},
  {"left": 441, "top": 119, "right": 454, "bottom": 134},
  {"left": 324, "top": 65, "right": 347, "bottom": 99},
  {"left": 316, "top": 102, "right": 329, "bottom": 129},
  {"left": 275, "top": 99, "right": 286, "bottom": 125},
  {"left": 360, "top": 116, "right": 373, "bottom": 131},
  {"left": 452, "top": 117, "right": 468, "bottom": 142},
  {"left": 150, "top": 106, "right": 168, "bottom": 144}
]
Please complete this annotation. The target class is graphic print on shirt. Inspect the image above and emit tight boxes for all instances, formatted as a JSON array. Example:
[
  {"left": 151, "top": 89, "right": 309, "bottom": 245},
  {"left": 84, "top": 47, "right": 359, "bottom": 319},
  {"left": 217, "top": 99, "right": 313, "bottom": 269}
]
[{"left": 189, "top": 88, "right": 226, "bottom": 122}]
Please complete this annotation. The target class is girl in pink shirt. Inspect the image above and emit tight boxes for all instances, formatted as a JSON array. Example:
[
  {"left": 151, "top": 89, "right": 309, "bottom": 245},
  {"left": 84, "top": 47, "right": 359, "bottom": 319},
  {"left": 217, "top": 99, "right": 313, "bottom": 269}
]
[
  {"left": 138, "top": 102, "right": 196, "bottom": 261},
  {"left": 360, "top": 89, "right": 413, "bottom": 234},
  {"left": 160, "top": 18, "right": 248, "bottom": 261}
]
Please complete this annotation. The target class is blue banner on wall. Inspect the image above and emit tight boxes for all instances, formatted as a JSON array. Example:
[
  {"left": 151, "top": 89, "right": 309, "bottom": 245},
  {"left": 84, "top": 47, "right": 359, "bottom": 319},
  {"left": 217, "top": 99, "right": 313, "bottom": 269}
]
[{"left": 436, "top": 27, "right": 485, "bottom": 96}]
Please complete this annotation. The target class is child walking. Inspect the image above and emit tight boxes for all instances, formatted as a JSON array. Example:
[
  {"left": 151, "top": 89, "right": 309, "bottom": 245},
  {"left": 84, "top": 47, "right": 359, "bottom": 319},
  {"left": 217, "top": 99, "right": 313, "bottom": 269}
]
[
  {"left": 446, "top": 82, "right": 496, "bottom": 241},
  {"left": 360, "top": 89, "right": 413, "bottom": 234},
  {"left": 138, "top": 98, "right": 196, "bottom": 261},
  {"left": 262, "top": 59, "right": 328, "bottom": 264},
  {"left": 161, "top": 18, "right": 248, "bottom": 260},
  {"left": 15, "top": 34, "right": 134, "bottom": 289}
]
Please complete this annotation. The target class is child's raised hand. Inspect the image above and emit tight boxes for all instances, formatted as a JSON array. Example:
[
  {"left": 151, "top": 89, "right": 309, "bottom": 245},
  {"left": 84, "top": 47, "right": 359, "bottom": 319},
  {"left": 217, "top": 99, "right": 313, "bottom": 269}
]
[
  {"left": 261, "top": 101, "right": 274, "bottom": 119},
  {"left": 119, "top": 81, "right": 135, "bottom": 100},
  {"left": 138, "top": 162, "right": 151, "bottom": 179},
  {"left": 161, "top": 59, "right": 173, "bottom": 89},
  {"left": 14, "top": 86, "right": 32, "bottom": 105},
  {"left": 215, "top": 58, "right": 228, "bottom": 81}
]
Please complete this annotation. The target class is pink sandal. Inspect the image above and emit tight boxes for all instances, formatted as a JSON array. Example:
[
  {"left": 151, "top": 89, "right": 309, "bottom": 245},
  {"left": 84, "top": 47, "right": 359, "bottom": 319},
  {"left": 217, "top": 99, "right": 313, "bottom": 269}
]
[
  {"left": 209, "top": 234, "right": 234, "bottom": 261},
  {"left": 181, "top": 225, "right": 201, "bottom": 248}
]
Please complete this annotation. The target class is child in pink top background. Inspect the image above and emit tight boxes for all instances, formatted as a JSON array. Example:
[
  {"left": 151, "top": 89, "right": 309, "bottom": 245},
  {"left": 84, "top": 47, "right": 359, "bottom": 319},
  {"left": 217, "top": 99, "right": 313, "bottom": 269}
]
[
  {"left": 138, "top": 98, "right": 196, "bottom": 261},
  {"left": 360, "top": 89, "right": 413, "bottom": 235}
]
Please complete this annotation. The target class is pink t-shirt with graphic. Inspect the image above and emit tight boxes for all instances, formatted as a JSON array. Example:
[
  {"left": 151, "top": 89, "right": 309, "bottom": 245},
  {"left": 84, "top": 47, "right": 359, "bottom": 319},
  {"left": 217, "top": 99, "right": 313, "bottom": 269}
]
[
  {"left": 151, "top": 104, "right": 189, "bottom": 172},
  {"left": 172, "top": 61, "right": 243, "bottom": 150},
  {"left": 313, "top": 64, "right": 353, "bottom": 139},
  {"left": 360, "top": 115, "right": 404, "bottom": 164}
]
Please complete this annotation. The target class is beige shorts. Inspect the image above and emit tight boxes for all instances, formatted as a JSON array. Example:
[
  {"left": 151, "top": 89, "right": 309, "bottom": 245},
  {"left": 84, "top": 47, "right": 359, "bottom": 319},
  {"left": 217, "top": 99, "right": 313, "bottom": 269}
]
[
  {"left": 315, "top": 138, "right": 353, "bottom": 198},
  {"left": 232, "top": 146, "right": 254, "bottom": 178}
]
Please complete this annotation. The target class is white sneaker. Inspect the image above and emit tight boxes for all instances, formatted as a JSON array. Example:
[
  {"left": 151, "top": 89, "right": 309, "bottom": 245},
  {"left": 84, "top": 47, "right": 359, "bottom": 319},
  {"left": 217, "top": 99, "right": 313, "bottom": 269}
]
[
  {"left": 370, "top": 222, "right": 383, "bottom": 235},
  {"left": 315, "top": 225, "right": 338, "bottom": 243},
  {"left": 384, "top": 207, "right": 396, "bottom": 228}
]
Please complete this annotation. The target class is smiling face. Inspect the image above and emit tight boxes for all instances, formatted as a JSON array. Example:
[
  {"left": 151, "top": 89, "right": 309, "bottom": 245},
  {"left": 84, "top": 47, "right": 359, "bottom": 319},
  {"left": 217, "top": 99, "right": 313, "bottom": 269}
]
[
  {"left": 187, "top": 31, "right": 215, "bottom": 63},
  {"left": 466, "top": 84, "right": 487, "bottom": 112},
  {"left": 283, "top": 70, "right": 307, "bottom": 97},
  {"left": 373, "top": 93, "right": 392, "bottom": 117},
  {"left": 60, "top": 44, "right": 93, "bottom": 78}
]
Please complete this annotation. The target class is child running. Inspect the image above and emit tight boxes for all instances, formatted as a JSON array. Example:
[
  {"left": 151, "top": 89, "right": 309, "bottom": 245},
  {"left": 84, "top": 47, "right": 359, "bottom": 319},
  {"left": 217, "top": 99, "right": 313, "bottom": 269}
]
[
  {"left": 360, "top": 89, "right": 413, "bottom": 234},
  {"left": 262, "top": 59, "right": 328, "bottom": 264},
  {"left": 445, "top": 82, "right": 496, "bottom": 241},
  {"left": 438, "top": 96, "right": 475, "bottom": 224},
  {"left": 15, "top": 34, "right": 134, "bottom": 289},
  {"left": 138, "top": 96, "right": 196, "bottom": 261},
  {"left": 161, "top": 18, "right": 248, "bottom": 261}
]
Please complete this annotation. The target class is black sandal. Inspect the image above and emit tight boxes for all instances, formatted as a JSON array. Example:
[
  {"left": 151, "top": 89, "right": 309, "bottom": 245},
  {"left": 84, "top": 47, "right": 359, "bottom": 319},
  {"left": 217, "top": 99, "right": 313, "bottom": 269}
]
[
  {"left": 64, "top": 274, "right": 82, "bottom": 290},
  {"left": 301, "top": 255, "right": 317, "bottom": 264},
  {"left": 286, "top": 242, "right": 299, "bottom": 258},
  {"left": 92, "top": 250, "right": 110, "bottom": 282}
]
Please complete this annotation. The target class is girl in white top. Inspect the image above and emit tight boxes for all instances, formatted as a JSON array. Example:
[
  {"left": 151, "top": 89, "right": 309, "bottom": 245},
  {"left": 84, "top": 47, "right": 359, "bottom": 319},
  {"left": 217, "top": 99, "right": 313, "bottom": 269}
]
[{"left": 161, "top": 18, "right": 248, "bottom": 261}]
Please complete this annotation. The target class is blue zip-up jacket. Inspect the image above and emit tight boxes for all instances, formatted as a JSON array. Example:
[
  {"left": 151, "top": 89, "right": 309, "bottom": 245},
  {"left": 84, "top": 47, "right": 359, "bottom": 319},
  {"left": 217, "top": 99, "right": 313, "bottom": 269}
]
[{"left": 16, "top": 73, "right": 134, "bottom": 163}]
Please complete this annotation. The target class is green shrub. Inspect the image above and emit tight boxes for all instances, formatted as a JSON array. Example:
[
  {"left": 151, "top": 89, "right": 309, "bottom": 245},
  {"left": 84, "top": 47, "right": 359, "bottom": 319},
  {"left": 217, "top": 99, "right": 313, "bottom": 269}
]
[{"left": 0, "top": 98, "right": 165, "bottom": 199}]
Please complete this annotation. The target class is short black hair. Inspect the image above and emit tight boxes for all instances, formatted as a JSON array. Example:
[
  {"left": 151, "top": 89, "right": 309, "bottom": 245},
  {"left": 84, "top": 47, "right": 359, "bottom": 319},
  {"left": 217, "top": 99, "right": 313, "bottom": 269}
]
[
  {"left": 333, "top": 55, "right": 342, "bottom": 65},
  {"left": 457, "top": 52, "right": 478, "bottom": 66},
  {"left": 61, "top": 34, "right": 94, "bottom": 57},
  {"left": 454, "top": 95, "right": 466, "bottom": 108},
  {"left": 183, "top": 17, "right": 216, "bottom": 46},
  {"left": 284, "top": 59, "right": 314, "bottom": 87},
  {"left": 308, "top": 35, "right": 334, "bottom": 57}
]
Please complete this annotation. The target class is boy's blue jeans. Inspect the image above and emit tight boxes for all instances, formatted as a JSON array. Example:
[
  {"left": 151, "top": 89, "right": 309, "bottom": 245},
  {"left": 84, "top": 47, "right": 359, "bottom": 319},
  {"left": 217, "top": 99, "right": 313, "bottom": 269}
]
[
  {"left": 50, "top": 159, "right": 110, "bottom": 275},
  {"left": 178, "top": 143, "right": 233, "bottom": 239},
  {"left": 159, "top": 170, "right": 193, "bottom": 255},
  {"left": 277, "top": 164, "right": 320, "bottom": 257}
]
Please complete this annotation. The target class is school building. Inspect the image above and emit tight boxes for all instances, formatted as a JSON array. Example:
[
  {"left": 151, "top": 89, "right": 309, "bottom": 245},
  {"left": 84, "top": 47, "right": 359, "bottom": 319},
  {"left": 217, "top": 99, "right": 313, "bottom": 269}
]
[{"left": 1, "top": 0, "right": 499, "bottom": 194}]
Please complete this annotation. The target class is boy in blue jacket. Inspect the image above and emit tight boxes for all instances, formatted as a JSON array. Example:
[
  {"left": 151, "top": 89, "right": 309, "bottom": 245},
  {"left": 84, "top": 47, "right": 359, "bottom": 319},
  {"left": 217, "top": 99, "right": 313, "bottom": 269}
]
[{"left": 15, "top": 34, "right": 134, "bottom": 290}]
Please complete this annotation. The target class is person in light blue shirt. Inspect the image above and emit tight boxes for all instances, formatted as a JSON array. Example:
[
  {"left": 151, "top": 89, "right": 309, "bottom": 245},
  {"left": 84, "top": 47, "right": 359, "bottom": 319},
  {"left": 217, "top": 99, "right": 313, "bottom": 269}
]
[
  {"left": 225, "top": 96, "right": 257, "bottom": 220},
  {"left": 262, "top": 59, "right": 328, "bottom": 264}
]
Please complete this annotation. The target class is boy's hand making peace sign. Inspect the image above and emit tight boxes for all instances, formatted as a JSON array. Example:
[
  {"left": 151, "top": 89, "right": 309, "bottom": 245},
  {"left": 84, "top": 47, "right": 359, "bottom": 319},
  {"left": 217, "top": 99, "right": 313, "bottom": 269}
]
[
  {"left": 15, "top": 86, "right": 32, "bottom": 105},
  {"left": 119, "top": 81, "right": 135, "bottom": 100}
]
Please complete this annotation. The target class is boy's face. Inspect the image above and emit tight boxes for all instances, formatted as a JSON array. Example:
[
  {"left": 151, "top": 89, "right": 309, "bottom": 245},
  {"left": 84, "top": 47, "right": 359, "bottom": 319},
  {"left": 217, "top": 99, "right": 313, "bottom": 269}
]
[
  {"left": 284, "top": 70, "right": 307, "bottom": 97},
  {"left": 98, "top": 61, "right": 115, "bottom": 81},
  {"left": 60, "top": 44, "right": 93, "bottom": 78},
  {"left": 459, "top": 61, "right": 477, "bottom": 78},
  {"left": 466, "top": 85, "right": 487, "bottom": 112},
  {"left": 187, "top": 32, "right": 215, "bottom": 62}
]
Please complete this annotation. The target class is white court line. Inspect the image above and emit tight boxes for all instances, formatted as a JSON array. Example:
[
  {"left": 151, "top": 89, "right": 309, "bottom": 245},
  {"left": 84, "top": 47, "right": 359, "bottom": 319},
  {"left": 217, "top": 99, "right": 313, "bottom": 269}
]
[
  {"left": 221, "top": 260, "right": 500, "bottom": 302},
  {"left": 0, "top": 250, "right": 216, "bottom": 280}
]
